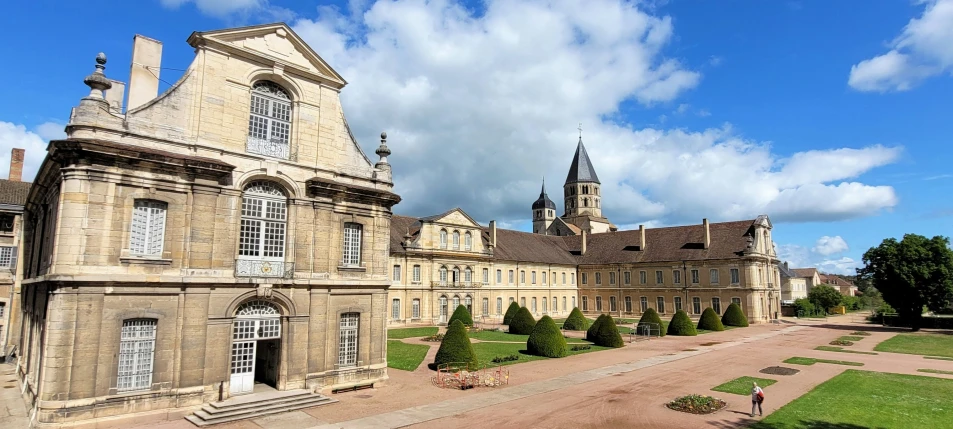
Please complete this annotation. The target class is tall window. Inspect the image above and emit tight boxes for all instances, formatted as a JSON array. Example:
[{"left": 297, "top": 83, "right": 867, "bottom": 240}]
[
  {"left": 656, "top": 297, "right": 665, "bottom": 313},
  {"left": 412, "top": 299, "right": 420, "bottom": 319},
  {"left": 496, "top": 297, "right": 503, "bottom": 314},
  {"left": 342, "top": 223, "right": 362, "bottom": 266},
  {"left": 595, "top": 296, "right": 603, "bottom": 311},
  {"left": 673, "top": 270, "right": 681, "bottom": 284},
  {"left": 624, "top": 296, "right": 632, "bottom": 312},
  {"left": 562, "top": 272, "right": 566, "bottom": 284},
  {"left": 338, "top": 313, "right": 359, "bottom": 367},
  {"left": 712, "top": 298, "right": 722, "bottom": 314},
  {"left": 129, "top": 200, "right": 167, "bottom": 256},
  {"left": 609, "top": 296, "right": 617, "bottom": 312},
  {"left": 691, "top": 269, "right": 700, "bottom": 284},
  {"left": 581, "top": 273, "right": 587, "bottom": 284},
  {"left": 674, "top": 296, "right": 683, "bottom": 312},
  {"left": 692, "top": 297, "right": 701, "bottom": 314},
  {"left": 439, "top": 266, "right": 448, "bottom": 285},
  {"left": 572, "top": 273, "right": 576, "bottom": 284},
  {"left": 239, "top": 181, "right": 287, "bottom": 261},
  {"left": 117, "top": 319, "right": 157, "bottom": 391},
  {"left": 731, "top": 297, "right": 742, "bottom": 306},
  {"left": 496, "top": 269, "right": 502, "bottom": 284},
  {"left": 247, "top": 81, "right": 292, "bottom": 160},
  {"left": 640, "top": 296, "right": 648, "bottom": 312},
  {"left": 452, "top": 231, "right": 460, "bottom": 249},
  {"left": 508, "top": 270, "right": 514, "bottom": 284},
  {"left": 542, "top": 297, "right": 548, "bottom": 312},
  {"left": 552, "top": 296, "right": 558, "bottom": 312},
  {"left": 624, "top": 271, "right": 631, "bottom": 284},
  {"left": 453, "top": 267, "right": 460, "bottom": 284},
  {"left": 482, "top": 298, "right": 489, "bottom": 316},
  {"left": 563, "top": 296, "right": 567, "bottom": 311},
  {"left": 655, "top": 270, "right": 663, "bottom": 284},
  {"left": 595, "top": 272, "right": 602, "bottom": 284},
  {"left": 609, "top": 272, "right": 616, "bottom": 284},
  {"left": 464, "top": 267, "right": 472, "bottom": 283},
  {"left": 532, "top": 297, "right": 537, "bottom": 313},
  {"left": 465, "top": 296, "right": 473, "bottom": 313},
  {"left": 730, "top": 268, "right": 740, "bottom": 284},
  {"left": 572, "top": 296, "right": 576, "bottom": 309},
  {"left": 0, "top": 246, "right": 15, "bottom": 268},
  {"left": 464, "top": 232, "right": 472, "bottom": 250},
  {"left": 483, "top": 268, "right": 489, "bottom": 284},
  {"left": 520, "top": 270, "right": 526, "bottom": 284},
  {"left": 440, "top": 229, "right": 448, "bottom": 248},
  {"left": 542, "top": 272, "right": 547, "bottom": 284},
  {"left": 710, "top": 269, "right": 720, "bottom": 284},
  {"left": 392, "top": 299, "right": 400, "bottom": 320},
  {"left": 413, "top": 265, "right": 421, "bottom": 283},
  {"left": 532, "top": 271, "right": 537, "bottom": 284},
  {"left": 454, "top": 296, "right": 461, "bottom": 309},
  {"left": 521, "top": 297, "right": 526, "bottom": 307},
  {"left": 393, "top": 265, "right": 401, "bottom": 281},
  {"left": 639, "top": 271, "right": 647, "bottom": 284},
  {"left": 582, "top": 296, "right": 588, "bottom": 311}
]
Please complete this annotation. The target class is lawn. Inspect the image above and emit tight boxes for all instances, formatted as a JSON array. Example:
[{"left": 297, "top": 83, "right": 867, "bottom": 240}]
[
  {"left": 874, "top": 334, "right": 953, "bottom": 358},
  {"left": 387, "top": 340, "right": 430, "bottom": 371},
  {"left": 838, "top": 335, "right": 866, "bottom": 342},
  {"left": 469, "top": 330, "right": 589, "bottom": 343},
  {"left": 387, "top": 326, "right": 439, "bottom": 339},
  {"left": 813, "top": 346, "right": 878, "bottom": 355},
  {"left": 471, "top": 341, "right": 612, "bottom": 367},
  {"left": 783, "top": 357, "right": 864, "bottom": 366},
  {"left": 711, "top": 376, "right": 777, "bottom": 395},
  {"left": 925, "top": 356, "right": 953, "bottom": 361},
  {"left": 750, "top": 370, "right": 953, "bottom": 429},
  {"left": 918, "top": 368, "right": 953, "bottom": 375}
]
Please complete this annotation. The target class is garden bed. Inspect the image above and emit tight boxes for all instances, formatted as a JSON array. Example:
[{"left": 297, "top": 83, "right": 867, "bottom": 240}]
[
  {"left": 665, "top": 394, "right": 727, "bottom": 414},
  {"left": 760, "top": 366, "right": 800, "bottom": 376}
]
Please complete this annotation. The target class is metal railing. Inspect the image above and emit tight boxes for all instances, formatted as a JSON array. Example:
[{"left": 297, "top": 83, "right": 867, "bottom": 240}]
[
  {"left": 430, "top": 281, "right": 481, "bottom": 288},
  {"left": 246, "top": 136, "right": 296, "bottom": 161},
  {"left": 235, "top": 259, "right": 295, "bottom": 279}
]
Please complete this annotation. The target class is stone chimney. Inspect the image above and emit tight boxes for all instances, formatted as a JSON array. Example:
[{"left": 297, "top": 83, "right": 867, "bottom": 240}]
[
  {"left": 581, "top": 229, "right": 587, "bottom": 255},
  {"left": 784, "top": 261, "right": 789, "bottom": 270},
  {"left": 703, "top": 218, "right": 710, "bottom": 250},
  {"left": 127, "top": 35, "right": 163, "bottom": 111},
  {"left": 489, "top": 220, "right": 497, "bottom": 247},
  {"left": 105, "top": 79, "right": 126, "bottom": 113},
  {"left": 8, "top": 148, "right": 24, "bottom": 181},
  {"left": 639, "top": 224, "right": 645, "bottom": 251}
]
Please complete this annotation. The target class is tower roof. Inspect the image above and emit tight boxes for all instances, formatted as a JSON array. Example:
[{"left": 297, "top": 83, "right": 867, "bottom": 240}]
[
  {"left": 532, "top": 179, "right": 556, "bottom": 210},
  {"left": 564, "top": 137, "right": 600, "bottom": 185}
]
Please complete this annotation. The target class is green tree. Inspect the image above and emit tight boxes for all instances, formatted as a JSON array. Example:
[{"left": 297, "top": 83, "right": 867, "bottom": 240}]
[
  {"left": 526, "top": 316, "right": 569, "bottom": 357},
  {"left": 589, "top": 314, "right": 624, "bottom": 348},
  {"left": 503, "top": 301, "right": 520, "bottom": 325},
  {"left": 447, "top": 304, "right": 473, "bottom": 327},
  {"left": 721, "top": 302, "right": 749, "bottom": 327},
  {"left": 636, "top": 308, "right": 665, "bottom": 337},
  {"left": 793, "top": 298, "right": 816, "bottom": 318},
  {"left": 697, "top": 307, "right": 725, "bottom": 331},
  {"left": 808, "top": 285, "right": 843, "bottom": 313},
  {"left": 666, "top": 310, "right": 697, "bottom": 336},
  {"left": 858, "top": 234, "right": 953, "bottom": 330},
  {"left": 585, "top": 313, "right": 604, "bottom": 342},
  {"left": 508, "top": 307, "right": 537, "bottom": 335},
  {"left": 434, "top": 320, "right": 477, "bottom": 367},
  {"left": 562, "top": 307, "right": 590, "bottom": 331}
]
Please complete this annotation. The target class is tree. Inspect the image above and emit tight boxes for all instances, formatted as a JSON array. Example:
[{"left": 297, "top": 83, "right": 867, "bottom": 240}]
[
  {"left": 585, "top": 313, "right": 604, "bottom": 342},
  {"left": 721, "top": 302, "right": 749, "bottom": 327},
  {"left": 526, "top": 316, "right": 569, "bottom": 357},
  {"left": 434, "top": 320, "right": 477, "bottom": 367},
  {"left": 447, "top": 304, "right": 473, "bottom": 327},
  {"left": 589, "top": 314, "right": 624, "bottom": 348},
  {"left": 793, "top": 298, "right": 816, "bottom": 318},
  {"left": 637, "top": 308, "right": 665, "bottom": 337},
  {"left": 697, "top": 307, "right": 725, "bottom": 331},
  {"left": 858, "top": 234, "right": 953, "bottom": 330},
  {"left": 508, "top": 307, "right": 537, "bottom": 335},
  {"left": 667, "top": 310, "right": 697, "bottom": 336},
  {"left": 562, "top": 307, "right": 590, "bottom": 331},
  {"left": 503, "top": 301, "right": 520, "bottom": 325},
  {"left": 808, "top": 285, "right": 843, "bottom": 313}
]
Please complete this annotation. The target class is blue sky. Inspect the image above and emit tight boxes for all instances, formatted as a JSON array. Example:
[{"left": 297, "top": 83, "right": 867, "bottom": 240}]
[{"left": 1, "top": 0, "right": 951, "bottom": 275}]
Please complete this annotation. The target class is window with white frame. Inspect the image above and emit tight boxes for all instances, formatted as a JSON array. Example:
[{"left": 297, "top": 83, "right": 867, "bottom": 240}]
[
  {"left": 624, "top": 296, "right": 632, "bottom": 312},
  {"left": 412, "top": 299, "right": 420, "bottom": 319},
  {"left": 639, "top": 270, "right": 647, "bottom": 284},
  {"left": 710, "top": 269, "right": 720, "bottom": 284},
  {"left": 542, "top": 297, "right": 548, "bottom": 312},
  {"left": 452, "top": 231, "right": 460, "bottom": 249},
  {"left": 656, "top": 297, "right": 665, "bottom": 313},
  {"left": 482, "top": 298, "right": 489, "bottom": 316},
  {"left": 692, "top": 297, "right": 701, "bottom": 314},
  {"left": 542, "top": 272, "right": 547, "bottom": 284},
  {"left": 656, "top": 270, "right": 663, "bottom": 284},
  {"left": 571, "top": 296, "right": 575, "bottom": 308},
  {"left": 0, "top": 246, "right": 15, "bottom": 268},
  {"left": 532, "top": 271, "right": 537, "bottom": 284},
  {"left": 730, "top": 268, "right": 740, "bottom": 284},
  {"left": 532, "top": 297, "right": 537, "bottom": 313},
  {"left": 691, "top": 269, "right": 700, "bottom": 284},
  {"left": 571, "top": 273, "right": 576, "bottom": 284},
  {"left": 338, "top": 313, "right": 359, "bottom": 367},
  {"left": 496, "top": 297, "right": 502, "bottom": 314},
  {"left": 440, "top": 229, "right": 448, "bottom": 248},
  {"left": 673, "top": 270, "right": 681, "bottom": 284},
  {"left": 453, "top": 296, "right": 461, "bottom": 309},
  {"left": 247, "top": 81, "right": 293, "bottom": 160},
  {"left": 640, "top": 296, "right": 648, "bottom": 312},
  {"left": 392, "top": 299, "right": 400, "bottom": 320},
  {"left": 674, "top": 296, "right": 683, "bottom": 312},
  {"left": 520, "top": 270, "right": 526, "bottom": 284},
  {"left": 464, "top": 232, "right": 472, "bottom": 250},
  {"left": 595, "top": 272, "right": 602, "bottom": 284},
  {"left": 129, "top": 200, "right": 167, "bottom": 256},
  {"left": 342, "top": 223, "right": 362, "bottom": 266},
  {"left": 413, "top": 265, "right": 421, "bottom": 283},
  {"left": 497, "top": 269, "right": 502, "bottom": 284},
  {"left": 465, "top": 296, "right": 472, "bottom": 313},
  {"left": 116, "top": 319, "right": 157, "bottom": 391},
  {"left": 239, "top": 181, "right": 287, "bottom": 261},
  {"left": 521, "top": 297, "right": 526, "bottom": 307},
  {"left": 552, "top": 296, "right": 558, "bottom": 312},
  {"left": 609, "top": 272, "right": 616, "bottom": 284},
  {"left": 439, "top": 266, "right": 448, "bottom": 284},
  {"left": 562, "top": 272, "right": 566, "bottom": 284},
  {"left": 393, "top": 265, "right": 401, "bottom": 282},
  {"left": 483, "top": 268, "right": 489, "bottom": 284},
  {"left": 464, "top": 267, "right": 472, "bottom": 283},
  {"left": 563, "top": 296, "right": 568, "bottom": 311},
  {"left": 508, "top": 270, "right": 514, "bottom": 284},
  {"left": 595, "top": 296, "right": 603, "bottom": 311}
]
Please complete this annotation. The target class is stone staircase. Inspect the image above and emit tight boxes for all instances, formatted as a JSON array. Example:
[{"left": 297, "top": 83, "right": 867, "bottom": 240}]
[{"left": 185, "top": 389, "right": 337, "bottom": 427}]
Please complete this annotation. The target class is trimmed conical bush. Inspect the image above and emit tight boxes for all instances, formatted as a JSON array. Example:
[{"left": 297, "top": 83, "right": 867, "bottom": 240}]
[
  {"left": 503, "top": 301, "right": 521, "bottom": 325},
  {"left": 590, "top": 314, "right": 624, "bottom": 348},
  {"left": 448, "top": 304, "right": 473, "bottom": 327},
  {"left": 697, "top": 307, "right": 725, "bottom": 331},
  {"left": 434, "top": 320, "right": 477, "bottom": 367},
  {"left": 509, "top": 307, "right": 537, "bottom": 335},
  {"left": 721, "top": 302, "right": 749, "bottom": 327},
  {"left": 637, "top": 308, "right": 665, "bottom": 337},
  {"left": 526, "top": 316, "right": 568, "bottom": 358},
  {"left": 586, "top": 313, "right": 604, "bottom": 342},
  {"left": 562, "top": 307, "right": 590, "bottom": 331},
  {"left": 667, "top": 310, "right": 697, "bottom": 336}
]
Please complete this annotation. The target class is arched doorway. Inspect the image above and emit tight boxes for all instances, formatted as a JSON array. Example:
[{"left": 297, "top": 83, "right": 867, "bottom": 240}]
[{"left": 230, "top": 300, "right": 281, "bottom": 395}]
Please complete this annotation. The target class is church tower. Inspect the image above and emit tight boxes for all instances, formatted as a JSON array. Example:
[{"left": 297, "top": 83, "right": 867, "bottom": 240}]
[
  {"left": 560, "top": 126, "right": 616, "bottom": 234},
  {"left": 532, "top": 179, "right": 557, "bottom": 234}
]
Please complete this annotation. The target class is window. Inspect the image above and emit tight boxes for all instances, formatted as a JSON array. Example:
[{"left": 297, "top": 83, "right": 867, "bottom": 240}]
[
  {"left": 624, "top": 271, "right": 631, "bottom": 284},
  {"left": 439, "top": 266, "right": 449, "bottom": 284},
  {"left": 482, "top": 298, "right": 489, "bottom": 316},
  {"left": 609, "top": 296, "right": 617, "bottom": 312},
  {"left": 730, "top": 268, "right": 740, "bottom": 284},
  {"left": 710, "top": 269, "right": 719, "bottom": 284},
  {"left": 466, "top": 296, "right": 473, "bottom": 314},
  {"left": 521, "top": 270, "right": 526, "bottom": 284},
  {"left": 453, "top": 267, "right": 460, "bottom": 284},
  {"left": 563, "top": 296, "right": 568, "bottom": 311},
  {"left": 562, "top": 272, "right": 566, "bottom": 284},
  {"left": 656, "top": 297, "right": 665, "bottom": 313},
  {"left": 691, "top": 269, "right": 700, "bottom": 284},
  {"left": 640, "top": 296, "right": 648, "bottom": 312},
  {"left": 393, "top": 265, "right": 401, "bottom": 281},
  {"left": 595, "top": 296, "right": 603, "bottom": 311},
  {"left": 412, "top": 299, "right": 420, "bottom": 319},
  {"left": 510, "top": 297, "right": 515, "bottom": 304},
  {"left": 247, "top": 81, "right": 292, "bottom": 159},
  {"left": 464, "top": 267, "right": 472, "bottom": 283},
  {"left": 452, "top": 231, "right": 460, "bottom": 250},
  {"left": 117, "top": 319, "right": 157, "bottom": 391},
  {"left": 692, "top": 297, "right": 701, "bottom": 314},
  {"left": 532, "top": 271, "right": 537, "bottom": 284},
  {"left": 413, "top": 265, "right": 421, "bottom": 283},
  {"left": 532, "top": 297, "right": 537, "bottom": 313},
  {"left": 639, "top": 271, "right": 647, "bottom": 284},
  {"left": 497, "top": 297, "right": 503, "bottom": 314},
  {"left": 453, "top": 296, "right": 461, "bottom": 309},
  {"left": 674, "top": 296, "right": 683, "bottom": 312},
  {"left": 0, "top": 302, "right": 3, "bottom": 318},
  {"left": 732, "top": 297, "right": 741, "bottom": 306},
  {"left": 338, "top": 313, "right": 359, "bottom": 367},
  {"left": 582, "top": 296, "right": 588, "bottom": 311},
  {"left": 624, "top": 296, "right": 632, "bottom": 312},
  {"left": 508, "top": 270, "right": 514, "bottom": 284},
  {"left": 129, "top": 200, "right": 167, "bottom": 256},
  {"left": 572, "top": 296, "right": 576, "bottom": 309},
  {"left": 482, "top": 268, "right": 489, "bottom": 284},
  {"left": 239, "top": 181, "right": 287, "bottom": 261},
  {"left": 542, "top": 297, "right": 548, "bottom": 313},
  {"left": 581, "top": 273, "right": 587, "bottom": 284},
  {"left": 392, "top": 299, "right": 400, "bottom": 320},
  {"left": 440, "top": 229, "right": 448, "bottom": 248},
  {"left": 542, "top": 272, "right": 547, "bottom": 284},
  {"left": 595, "top": 272, "right": 602, "bottom": 285},
  {"left": 342, "top": 223, "right": 362, "bottom": 266},
  {"left": 572, "top": 273, "right": 576, "bottom": 284},
  {"left": 497, "top": 269, "right": 502, "bottom": 284},
  {"left": 712, "top": 298, "right": 722, "bottom": 314},
  {"left": 655, "top": 270, "right": 663, "bottom": 284},
  {"left": 552, "top": 296, "right": 558, "bottom": 312},
  {"left": 0, "top": 246, "right": 15, "bottom": 268},
  {"left": 609, "top": 272, "right": 616, "bottom": 285},
  {"left": 464, "top": 232, "right": 472, "bottom": 250},
  {"left": 673, "top": 270, "right": 681, "bottom": 284}
]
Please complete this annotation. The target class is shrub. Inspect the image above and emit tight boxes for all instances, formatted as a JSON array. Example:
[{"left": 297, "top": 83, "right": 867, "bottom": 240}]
[
  {"left": 830, "top": 340, "right": 854, "bottom": 346},
  {"left": 422, "top": 333, "right": 444, "bottom": 342},
  {"left": 447, "top": 304, "right": 473, "bottom": 327},
  {"left": 666, "top": 394, "right": 727, "bottom": 414},
  {"left": 526, "top": 316, "right": 569, "bottom": 358},
  {"left": 589, "top": 314, "right": 624, "bottom": 348},
  {"left": 637, "top": 308, "right": 665, "bottom": 337},
  {"left": 808, "top": 285, "right": 842, "bottom": 312},
  {"left": 586, "top": 313, "right": 604, "bottom": 341},
  {"left": 570, "top": 344, "right": 591, "bottom": 351},
  {"left": 697, "top": 307, "right": 725, "bottom": 331},
  {"left": 434, "top": 320, "right": 477, "bottom": 367},
  {"left": 667, "top": 310, "right": 697, "bottom": 336},
  {"left": 794, "top": 298, "right": 817, "bottom": 318},
  {"left": 563, "top": 307, "right": 590, "bottom": 331},
  {"left": 491, "top": 354, "right": 519, "bottom": 363},
  {"left": 720, "top": 303, "right": 748, "bottom": 327},
  {"left": 508, "top": 307, "right": 537, "bottom": 335},
  {"left": 503, "top": 301, "right": 520, "bottom": 325}
]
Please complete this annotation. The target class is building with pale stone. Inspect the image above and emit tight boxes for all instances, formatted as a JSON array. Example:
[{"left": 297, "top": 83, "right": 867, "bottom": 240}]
[
  {"left": 0, "top": 148, "right": 30, "bottom": 360},
  {"left": 778, "top": 262, "right": 808, "bottom": 304}
]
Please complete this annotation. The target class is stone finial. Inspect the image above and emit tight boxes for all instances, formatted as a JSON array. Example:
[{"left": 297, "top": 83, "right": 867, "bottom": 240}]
[
  {"left": 375, "top": 131, "right": 391, "bottom": 166},
  {"left": 83, "top": 52, "right": 113, "bottom": 100}
]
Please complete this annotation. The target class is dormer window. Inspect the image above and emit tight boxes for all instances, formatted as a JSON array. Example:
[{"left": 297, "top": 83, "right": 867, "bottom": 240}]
[
  {"left": 247, "top": 81, "right": 292, "bottom": 160},
  {"left": 452, "top": 231, "right": 460, "bottom": 250},
  {"left": 464, "top": 232, "right": 472, "bottom": 251},
  {"left": 440, "top": 229, "right": 448, "bottom": 249}
]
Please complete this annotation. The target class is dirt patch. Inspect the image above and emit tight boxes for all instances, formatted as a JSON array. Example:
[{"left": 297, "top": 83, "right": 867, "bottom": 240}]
[
  {"left": 760, "top": 366, "right": 801, "bottom": 376},
  {"left": 607, "top": 388, "right": 630, "bottom": 394}
]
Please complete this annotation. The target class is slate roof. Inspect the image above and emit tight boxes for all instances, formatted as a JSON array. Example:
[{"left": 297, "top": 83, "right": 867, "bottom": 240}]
[
  {"left": 0, "top": 179, "right": 31, "bottom": 206},
  {"left": 791, "top": 268, "right": 818, "bottom": 278},
  {"left": 564, "top": 137, "right": 600, "bottom": 184},
  {"left": 531, "top": 181, "right": 556, "bottom": 210},
  {"left": 777, "top": 262, "right": 798, "bottom": 278}
]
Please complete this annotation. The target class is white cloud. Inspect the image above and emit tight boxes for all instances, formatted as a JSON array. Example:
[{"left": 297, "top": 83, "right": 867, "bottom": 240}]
[
  {"left": 159, "top": 0, "right": 292, "bottom": 20},
  {"left": 812, "top": 235, "right": 849, "bottom": 256},
  {"left": 34, "top": 121, "right": 66, "bottom": 141},
  {"left": 848, "top": 0, "right": 953, "bottom": 92},
  {"left": 816, "top": 257, "right": 860, "bottom": 276},
  {"left": 0, "top": 121, "right": 51, "bottom": 182}
]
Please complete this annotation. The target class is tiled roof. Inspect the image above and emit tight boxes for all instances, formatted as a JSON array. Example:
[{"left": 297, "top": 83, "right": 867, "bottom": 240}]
[
  {"left": 791, "top": 268, "right": 818, "bottom": 278},
  {"left": 819, "top": 274, "right": 855, "bottom": 286},
  {"left": 777, "top": 262, "right": 798, "bottom": 278},
  {"left": 389, "top": 215, "right": 420, "bottom": 252},
  {"left": 489, "top": 228, "right": 577, "bottom": 265},
  {"left": 0, "top": 179, "right": 31, "bottom": 206},
  {"left": 564, "top": 138, "right": 600, "bottom": 184}
]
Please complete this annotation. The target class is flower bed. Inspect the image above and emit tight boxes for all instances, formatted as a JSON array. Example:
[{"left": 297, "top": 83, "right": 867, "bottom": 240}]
[
  {"left": 423, "top": 333, "right": 445, "bottom": 342},
  {"left": 666, "top": 394, "right": 727, "bottom": 414},
  {"left": 850, "top": 331, "right": 872, "bottom": 336},
  {"left": 491, "top": 354, "right": 520, "bottom": 363},
  {"left": 570, "top": 345, "right": 591, "bottom": 351},
  {"left": 830, "top": 339, "right": 854, "bottom": 346}
]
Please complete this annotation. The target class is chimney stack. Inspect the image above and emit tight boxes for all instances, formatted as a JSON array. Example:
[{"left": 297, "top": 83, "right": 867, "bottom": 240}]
[
  {"left": 784, "top": 261, "right": 789, "bottom": 270},
  {"left": 9, "top": 148, "right": 24, "bottom": 182},
  {"left": 126, "top": 35, "right": 163, "bottom": 111},
  {"left": 703, "top": 218, "right": 710, "bottom": 250},
  {"left": 105, "top": 79, "right": 126, "bottom": 113},
  {"left": 489, "top": 220, "right": 497, "bottom": 247},
  {"left": 581, "top": 229, "right": 587, "bottom": 255},
  {"left": 639, "top": 224, "right": 645, "bottom": 251}
]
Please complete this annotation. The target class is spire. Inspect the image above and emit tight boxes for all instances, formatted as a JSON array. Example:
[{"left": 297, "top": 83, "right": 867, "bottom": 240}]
[
  {"left": 564, "top": 129, "right": 601, "bottom": 185},
  {"left": 532, "top": 177, "right": 556, "bottom": 210}
]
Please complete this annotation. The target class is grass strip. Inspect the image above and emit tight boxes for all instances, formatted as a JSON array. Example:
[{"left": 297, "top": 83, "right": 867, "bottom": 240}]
[
  {"left": 874, "top": 334, "right": 953, "bottom": 358},
  {"left": 711, "top": 376, "right": 777, "bottom": 395},
  {"left": 783, "top": 357, "right": 864, "bottom": 367},
  {"left": 925, "top": 356, "right": 953, "bottom": 361},
  {"left": 918, "top": 369, "right": 953, "bottom": 375},
  {"left": 387, "top": 326, "right": 439, "bottom": 339},
  {"left": 386, "top": 340, "right": 430, "bottom": 371},
  {"left": 838, "top": 335, "right": 865, "bottom": 342},
  {"left": 814, "top": 346, "right": 878, "bottom": 355}
]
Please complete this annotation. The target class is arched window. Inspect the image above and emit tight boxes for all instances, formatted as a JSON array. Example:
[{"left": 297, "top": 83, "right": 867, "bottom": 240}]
[
  {"left": 453, "top": 296, "right": 460, "bottom": 309},
  {"left": 235, "top": 300, "right": 281, "bottom": 317},
  {"left": 439, "top": 266, "right": 448, "bottom": 285},
  {"left": 464, "top": 232, "right": 472, "bottom": 250},
  {"left": 609, "top": 296, "right": 617, "bottom": 312},
  {"left": 452, "top": 231, "right": 460, "bottom": 249},
  {"left": 453, "top": 267, "right": 460, "bottom": 284},
  {"left": 439, "top": 229, "right": 448, "bottom": 249},
  {"left": 247, "top": 81, "right": 293, "bottom": 160},
  {"left": 596, "top": 296, "right": 603, "bottom": 311},
  {"left": 464, "top": 267, "right": 472, "bottom": 283},
  {"left": 238, "top": 181, "right": 287, "bottom": 264},
  {"left": 584, "top": 198, "right": 589, "bottom": 207},
  {"left": 465, "top": 295, "right": 472, "bottom": 313}
]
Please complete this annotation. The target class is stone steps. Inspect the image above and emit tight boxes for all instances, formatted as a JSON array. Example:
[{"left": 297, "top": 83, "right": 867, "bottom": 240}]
[{"left": 185, "top": 389, "right": 337, "bottom": 427}]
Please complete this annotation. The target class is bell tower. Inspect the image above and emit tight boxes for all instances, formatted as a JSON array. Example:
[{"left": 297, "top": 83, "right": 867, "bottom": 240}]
[
  {"left": 532, "top": 179, "right": 556, "bottom": 234},
  {"left": 563, "top": 125, "right": 602, "bottom": 218}
]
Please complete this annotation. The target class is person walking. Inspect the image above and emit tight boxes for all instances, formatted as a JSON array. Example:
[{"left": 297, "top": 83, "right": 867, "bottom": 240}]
[{"left": 751, "top": 382, "right": 764, "bottom": 417}]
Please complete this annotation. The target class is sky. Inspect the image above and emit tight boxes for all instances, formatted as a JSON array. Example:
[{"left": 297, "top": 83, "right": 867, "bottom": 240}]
[{"left": 1, "top": 0, "right": 951, "bottom": 275}]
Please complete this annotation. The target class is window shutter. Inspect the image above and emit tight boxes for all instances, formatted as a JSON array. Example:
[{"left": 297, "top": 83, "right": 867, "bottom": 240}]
[{"left": 10, "top": 246, "right": 17, "bottom": 274}]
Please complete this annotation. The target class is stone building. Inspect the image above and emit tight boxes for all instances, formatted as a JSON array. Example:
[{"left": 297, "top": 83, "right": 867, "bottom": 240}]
[
  {"left": 17, "top": 23, "right": 399, "bottom": 425},
  {"left": 778, "top": 261, "right": 808, "bottom": 304},
  {"left": 0, "top": 148, "right": 30, "bottom": 360}
]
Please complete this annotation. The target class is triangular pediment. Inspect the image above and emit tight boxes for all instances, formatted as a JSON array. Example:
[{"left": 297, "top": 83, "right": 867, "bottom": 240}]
[
  {"left": 420, "top": 208, "right": 482, "bottom": 228},
  {"left": 188, "top": 23, "right": 346, "bottom": 88}
]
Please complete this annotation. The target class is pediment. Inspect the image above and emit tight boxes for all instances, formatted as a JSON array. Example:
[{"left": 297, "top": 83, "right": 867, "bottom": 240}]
[
  {"left": 188, "top": 23, "right": 346, "bottom": 88},
  {"left": 423, "top": 208, "right": 482, "bottom": 228}
]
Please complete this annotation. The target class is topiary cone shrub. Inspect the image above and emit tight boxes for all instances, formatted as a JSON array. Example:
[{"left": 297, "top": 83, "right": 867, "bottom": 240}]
[
  {"left": 721, "top": 303, "right": 749, "bottom": 327},
  {"left": 526, "top": 315, "right": 568, "bottom": 358},
  {"left": 503, "top": 301, "right": 520, "bottom": 325},
  {"left": 448, "top": 304, "right": 473, "bottom": 327},
  {"left": 697, "top": 307, "right": 725, "bottom": 331},
  {"left": 563, "top": 307, "right": 590, "bottom": 331},
  {"left": 586, "top": 313, "right": 604, "bottom": 341},
  {"left": 667, "top": 310, "right": 697, "bottom": 336},
  {"left": 637, "top": 308, "right": 665, "bottom": 337},
  {"left": 434, "top": 320, "right": 477, "bottom": 367},
  {"left": 509, "top": 307, "right": 537, "bottom": 335},
  {"left": 590, "top": 314, "right": 624, "bottom": 348}
]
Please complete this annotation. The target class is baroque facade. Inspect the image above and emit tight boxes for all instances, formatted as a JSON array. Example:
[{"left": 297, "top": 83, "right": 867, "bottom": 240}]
[{"left": 17, "top": 23, "right": 399, "bottom": 425}]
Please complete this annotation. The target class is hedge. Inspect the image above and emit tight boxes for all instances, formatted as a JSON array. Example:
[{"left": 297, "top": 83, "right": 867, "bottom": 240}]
[
  {"left": 697, "top": 307, "right": 725, "bottom": 331},
  {"left": 720, "top": 303, "right": 748, "bottom": 327},
  {"left": 667, "top": 310, "right": 697, "bottom": 336},
  {"left": 562, "top": 307, "right": 590, "bottom": 331},
  {"left": 448, "top": 304, "right": 473, "bottom": 327},
  {"left": 503, "top": 301, "right": 521, "bottom": 325},
  {"left": 434, "top": 320, "right": 477, "bottom": 367},
  {"left": 509, "top": 307, "right": 537, "bottom": 335},
  {"left": 637, "top": 308, "right": 665, "bottom": 337},
  {"left": 526, "top": 316, "right": 568, "bottom": 358},
  {"left": 589, "top": 314, "right": 624, "bottom": 348}
]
